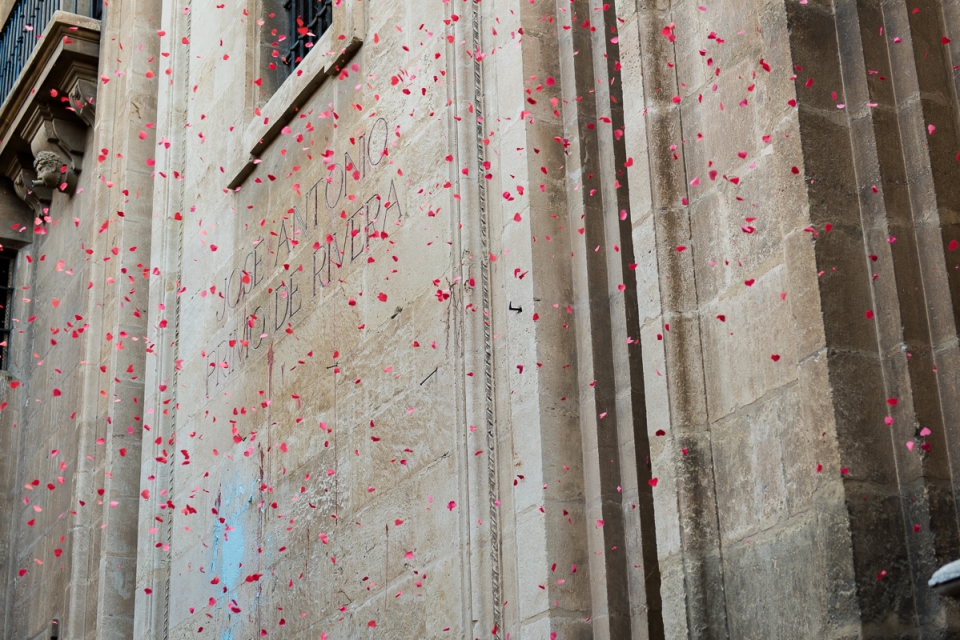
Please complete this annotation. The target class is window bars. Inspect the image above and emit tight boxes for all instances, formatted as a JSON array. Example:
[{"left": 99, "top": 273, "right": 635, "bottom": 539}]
[
  {"left": 282, "top": 0, "right": 333, "bottom": 69},
  {"left": 0, "top": 250, "right": 17, "bottom": 371}
]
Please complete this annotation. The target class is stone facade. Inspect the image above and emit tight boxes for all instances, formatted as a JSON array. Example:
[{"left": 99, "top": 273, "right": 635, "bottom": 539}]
[{"left": 0, "top": 0, "right": 957, "bottom": 638}]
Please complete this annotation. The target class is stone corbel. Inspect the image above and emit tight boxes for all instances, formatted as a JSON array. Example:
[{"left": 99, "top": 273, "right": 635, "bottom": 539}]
[
  {"left": 6, "top": 153, "right": 54, "bottom": 217},
  {"left": 67, "top": 76, "right": 97, "bottom": 128},
  {"left": 22, "top": 106, "right": 86, "bottom": 195}
]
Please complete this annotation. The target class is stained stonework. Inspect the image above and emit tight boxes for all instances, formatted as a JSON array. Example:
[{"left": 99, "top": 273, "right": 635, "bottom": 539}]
[{"left": 0, "top": 0, "right": 957, "bottom": 639}]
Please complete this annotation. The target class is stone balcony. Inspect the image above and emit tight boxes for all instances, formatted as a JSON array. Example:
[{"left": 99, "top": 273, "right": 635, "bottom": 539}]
[{"left": 0, "top": 2, "right": 100, "bottom": 221}]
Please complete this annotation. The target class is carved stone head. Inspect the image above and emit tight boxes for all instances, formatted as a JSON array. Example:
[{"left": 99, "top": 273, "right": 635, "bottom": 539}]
[{"left": 32, "top": 151, "right": 65, "bottom": 189}]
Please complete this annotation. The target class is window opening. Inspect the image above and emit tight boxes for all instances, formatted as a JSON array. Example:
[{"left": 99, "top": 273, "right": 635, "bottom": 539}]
[
  {"left": 281, "top": 0, "right": 332, "bottom": 69},
  {"left": 0, "top": 250, "right": 17, "bottom": 371}
]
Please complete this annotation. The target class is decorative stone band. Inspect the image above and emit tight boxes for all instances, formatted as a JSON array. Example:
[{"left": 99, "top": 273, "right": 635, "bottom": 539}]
[
  {"left": 471, "top": 2, "right": 503, "bottom": 638},
  {"left": 0, "top": 12, "right": 100, "bottom": 216}
]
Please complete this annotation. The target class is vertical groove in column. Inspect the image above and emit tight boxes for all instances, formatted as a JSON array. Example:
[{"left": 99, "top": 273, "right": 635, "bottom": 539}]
[{"left": 592, "top": 0, "right": 667, "bottom": 633}]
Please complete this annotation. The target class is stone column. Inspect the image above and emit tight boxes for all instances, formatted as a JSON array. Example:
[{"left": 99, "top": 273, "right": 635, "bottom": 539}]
[
  {"left": 483, "top": 0, "right": 595, "bottom": 637},
  {"left": 556, "top": 1, "right": 665, "bottom": 637},
  {"left": 782, "top": 0, "right": 960, "bottom": 634},
  {"left": 63, "top": 0, "right": 162, "bottom": 638},
  {"left": 132, "top": 0, "right": 192, "bottom": 636},
  {"left": 615, "top": 0, "right": 960, "bottom": 636}
]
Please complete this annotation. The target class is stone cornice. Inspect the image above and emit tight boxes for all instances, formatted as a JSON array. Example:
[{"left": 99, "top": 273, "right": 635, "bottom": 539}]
[{"left": 0, "top": 11, "right": 100, "bottom": 215}]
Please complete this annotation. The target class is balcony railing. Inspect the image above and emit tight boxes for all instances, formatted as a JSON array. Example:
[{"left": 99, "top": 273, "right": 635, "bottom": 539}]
[{"left": 0, "top": 0, "right": 102, "bottom": 103}]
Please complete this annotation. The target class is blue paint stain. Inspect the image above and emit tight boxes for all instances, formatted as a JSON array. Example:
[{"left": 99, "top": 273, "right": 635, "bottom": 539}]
[{"left": 210, "top": 472, "right": 256, "bottom": 640}]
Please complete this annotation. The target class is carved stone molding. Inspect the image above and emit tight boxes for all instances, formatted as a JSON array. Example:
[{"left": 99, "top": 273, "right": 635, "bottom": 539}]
[
  {"left": 21, "top": 105, "right": 87, "bottom": 195},
  {"left": 0, "top": 12, "right": 100, "bottom": 216},
  {"left": 67, "top": 77, "right": 98, "bottom": 128},
  {"left": 32, "top": 151, "right": 67, "bottom": 190},
  {"left": 5, "top": 153, "right": 53, "bottom": 216}
]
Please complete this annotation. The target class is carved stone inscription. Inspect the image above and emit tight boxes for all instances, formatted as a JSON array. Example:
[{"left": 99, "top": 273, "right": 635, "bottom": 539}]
[{"left": 203, "top": 119, "right": 402, "bottom": 396}]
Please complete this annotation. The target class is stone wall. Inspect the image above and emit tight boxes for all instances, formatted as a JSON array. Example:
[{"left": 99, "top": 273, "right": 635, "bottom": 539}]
[{"left": 0, "top": 0, "right": 957, "bottom": 638}]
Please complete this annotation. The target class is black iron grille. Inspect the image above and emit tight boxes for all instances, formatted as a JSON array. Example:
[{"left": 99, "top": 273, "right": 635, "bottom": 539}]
[
  {"left": 0, "top": 250, "right": 18, "bottom": 371},
  {"left": 0, "top": 0, "right": 59, "bottom": 103},
  {"left": 0, "top": 1, "right": 102, "bottom": 105},
  {"left": 282, "top": 0, "right": 333, "bottom": 69}
]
